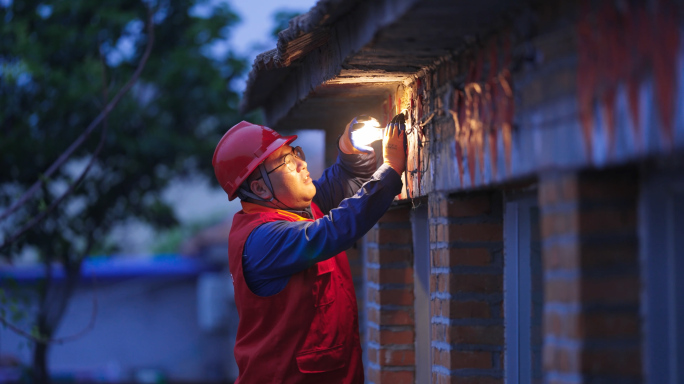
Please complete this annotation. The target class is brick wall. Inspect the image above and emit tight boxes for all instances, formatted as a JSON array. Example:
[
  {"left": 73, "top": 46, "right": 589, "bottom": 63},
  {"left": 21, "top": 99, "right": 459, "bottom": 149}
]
[
  {"left": 365, "top": 207, "right": 416, "bottom": 384},
  {"left": 346, "top": 241, "right": 366, "bottom": 355},
  {"left": 539, "top": 168, "right": 641, "bottom": 384},
  {"left": 429, "top": 191, "right": 505, "bottom": 383}
]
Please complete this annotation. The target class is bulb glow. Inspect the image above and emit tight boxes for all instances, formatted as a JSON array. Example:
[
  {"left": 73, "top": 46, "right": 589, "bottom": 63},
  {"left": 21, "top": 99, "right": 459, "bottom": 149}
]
[{"left": 351, "top": 118, "right": 383, "bottom": 147}]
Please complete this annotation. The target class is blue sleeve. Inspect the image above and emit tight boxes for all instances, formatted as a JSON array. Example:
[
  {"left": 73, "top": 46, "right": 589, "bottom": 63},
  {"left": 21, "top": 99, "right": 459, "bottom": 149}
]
[
  {"left": 243, "top": 165, "right": 401, "bottom": 296},
  {"left": 312, "top": 140, "right": 378, "bottom": 215}
]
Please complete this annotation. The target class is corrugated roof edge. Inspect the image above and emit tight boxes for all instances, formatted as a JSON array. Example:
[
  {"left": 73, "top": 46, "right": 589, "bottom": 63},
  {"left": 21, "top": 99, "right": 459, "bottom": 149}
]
[{"left": 239, "top": 0, "right": 363, "bottom": 114}]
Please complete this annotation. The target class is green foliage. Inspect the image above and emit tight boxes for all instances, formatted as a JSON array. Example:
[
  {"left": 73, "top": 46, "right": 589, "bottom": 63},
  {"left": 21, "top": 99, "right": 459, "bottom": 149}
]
[
  {"left": 0, "top": 285, "right": 33, "bottom": 331},
  {"left": 0, "top": 0, "right": 247, "bottom": 376},
  {"left": 270, "top": 9, "right": 302, "bottom": 38},
  {"left": 0, "top": 0, "right": 247, "bottom": 261}
]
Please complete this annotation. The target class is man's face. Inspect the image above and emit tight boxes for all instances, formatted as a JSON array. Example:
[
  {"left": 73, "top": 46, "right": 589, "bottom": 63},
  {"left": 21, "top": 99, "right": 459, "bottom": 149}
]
[{"left": 260, "top": 144, "right": 316, "bottom": 209}]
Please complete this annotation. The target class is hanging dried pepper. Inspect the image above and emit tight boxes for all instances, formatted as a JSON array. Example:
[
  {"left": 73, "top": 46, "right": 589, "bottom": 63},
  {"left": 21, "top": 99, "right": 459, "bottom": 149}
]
[
  {"left": 576, "top": 0, "right": 598, "bottom": 162},
  {"left": 499, "top": 33, "right": 514, "bottom": 176},
  {"left": 652, "top": 0, "right": 680, "bottom": 148},
  {"left": 625, "top": 3, "right": 649, "bottom": 151},
  {"left": 451, "top": 89, "right": 466, "bottom": 186},
  {"left": 486, "top": 38, "right": 499, "bottom": 179},
  {"left": 597, "top": 3, "right": 624, "bottom": 155}
]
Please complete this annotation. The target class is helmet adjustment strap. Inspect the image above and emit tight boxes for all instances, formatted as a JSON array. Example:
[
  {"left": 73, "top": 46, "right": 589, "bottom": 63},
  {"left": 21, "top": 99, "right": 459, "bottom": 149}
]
[
  {"left": 240, "top": 163, "right": 294, "bottom": 210},
  {"left": 258, "top": 164, "right": 276, "bottom": 198},
  {"left": 237, "top": 187, "right": 264, "bottom": 202}
]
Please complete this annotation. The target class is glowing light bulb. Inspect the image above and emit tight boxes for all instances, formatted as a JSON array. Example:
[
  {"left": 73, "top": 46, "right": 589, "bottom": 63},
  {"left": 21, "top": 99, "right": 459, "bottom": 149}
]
[{"left": 350, "top": 117, "right": 383, "bottom": 149}]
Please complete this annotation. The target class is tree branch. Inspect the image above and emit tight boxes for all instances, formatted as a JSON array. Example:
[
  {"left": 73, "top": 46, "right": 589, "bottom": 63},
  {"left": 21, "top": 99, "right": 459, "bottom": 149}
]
[
  {"left": 0, "top": 4, "right": 156, "bottom": 225},
  {"left": 0, "top": 271, "right": 99, "bottom": 345},
  {"left": 0, "top": 115, "right": 108, "bottom": 251},
  {"left": 0, "top": 27, "right": 120, "bottom": 344}
]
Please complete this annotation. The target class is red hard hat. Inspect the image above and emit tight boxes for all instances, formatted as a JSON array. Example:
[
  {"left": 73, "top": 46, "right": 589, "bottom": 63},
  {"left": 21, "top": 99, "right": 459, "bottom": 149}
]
[{"left": 212, "top": 121, "right": 297, "bottom": 200}]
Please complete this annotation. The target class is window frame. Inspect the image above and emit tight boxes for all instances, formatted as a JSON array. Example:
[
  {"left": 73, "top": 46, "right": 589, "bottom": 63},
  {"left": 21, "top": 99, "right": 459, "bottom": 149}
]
[
  {"left": 640, "top": 170, "right": 684, "bottom": 383},
  {"left": 503, "top": 192, "right": 541, "bottom": 384}
]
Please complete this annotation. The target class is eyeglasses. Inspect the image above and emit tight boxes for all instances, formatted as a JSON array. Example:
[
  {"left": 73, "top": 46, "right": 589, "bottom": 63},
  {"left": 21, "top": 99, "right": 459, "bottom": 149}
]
[{"left": 257, "top": 146, "right": 306, "bottom": 179}]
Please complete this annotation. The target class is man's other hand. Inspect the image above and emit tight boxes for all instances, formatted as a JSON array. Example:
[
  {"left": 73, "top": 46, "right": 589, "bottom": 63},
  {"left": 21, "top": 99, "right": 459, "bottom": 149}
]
[{"left": 339, "top": 115, "right": 382, "bottom": 154}]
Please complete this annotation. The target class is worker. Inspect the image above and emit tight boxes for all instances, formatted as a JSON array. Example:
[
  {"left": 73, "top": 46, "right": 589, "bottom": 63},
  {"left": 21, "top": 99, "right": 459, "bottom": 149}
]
[{"left": 212, "top": 113, "right": 406, "bottom": 383}]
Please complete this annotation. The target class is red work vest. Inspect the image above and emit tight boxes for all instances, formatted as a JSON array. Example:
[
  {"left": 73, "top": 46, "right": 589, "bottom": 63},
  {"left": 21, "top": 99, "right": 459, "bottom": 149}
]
[{"left": 228, "top": 202, "right": 364, "bottom": 384}]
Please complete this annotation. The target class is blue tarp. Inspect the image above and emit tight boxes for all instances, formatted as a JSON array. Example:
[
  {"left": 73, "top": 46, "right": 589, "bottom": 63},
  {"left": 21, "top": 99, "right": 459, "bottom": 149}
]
[{"left": 0, "top": 255, "right": 222, "bottom": 281}]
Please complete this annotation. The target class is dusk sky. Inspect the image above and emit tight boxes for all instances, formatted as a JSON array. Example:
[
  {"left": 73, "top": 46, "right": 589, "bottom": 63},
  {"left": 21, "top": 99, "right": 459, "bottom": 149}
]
[{"left": 226, "top": 0, "right": 318, "bottom": 91}]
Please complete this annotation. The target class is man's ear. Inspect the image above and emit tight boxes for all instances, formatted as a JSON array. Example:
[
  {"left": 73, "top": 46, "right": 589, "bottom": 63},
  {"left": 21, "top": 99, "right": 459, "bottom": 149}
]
[{"left": 249, "top": 179, "right": 273, "bottom": 200}]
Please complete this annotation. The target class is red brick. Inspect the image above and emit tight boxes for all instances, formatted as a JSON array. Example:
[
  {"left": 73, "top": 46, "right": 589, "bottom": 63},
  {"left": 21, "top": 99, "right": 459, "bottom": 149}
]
[
  {"left": 581, "top": 276, "right": 640, "bottom": 304},
  {"left": 429, "top": 196, "right": 446, "bottom": 218},
  {"left": 379, "top": 370, "right": 414, "bottom": 384},
  {"left": 346, "top": 245, "right": 360, "bottom": 260},
  {"left": 539, "top": 174, "right": 578, "bottom": 207},
  {"left": 430, "top": 273, "right": 440, "bottom": 292},
  {"left": 432, "top": 247, "right": 492, "bottom": 267},
  {"left": 543, "top": 344, "right": 581, "bottom": 373},
  {"left": 368, "top": 248, "right": 413, "bottom": 264},
  {"left": 433, "top": 373, "right": 503, "bottom": 384},
  {"left": 580, "top": 312, "right": 640, "bottom": 338},
  {"left": 369, "top": 328, "right": 415, "bottom": 345},
  {"left": 379, "top": 208, "right": 411, "bottom": 223},
  {"left": 431, "top": 273, "right": 502, "bottom": 294},
  {"left": 437, "top": 224, "right": 446, "bottom": 242},
  {"left": 367, "top": 287, "right": 414, "bottom": 306},
  {"left": 438, "top": 198, "right": 448, "bottom": 217},
  {"left": 544, "top": 310, "right": 580, "bottom": 338},
  {"left": 543, "top": 242, "right": 579, "bottom": 271},
  {"left": 577, "top": 176, "right": 637, "bottom": 202},
  {"left": 454, "top": 247, "right": 492, "bottom": 266},
  {"left": 434, "top": 349, "right": 492, "bottom": 369},
  {"left": 349, "top": 264, "right": 362, "bottom": 279},
  {"left": 368, "top": 307, "right": 414, "bottom": 326},
  {"left": 580, "top": 242, "right": 638, "bottom": 269},
  {"left": 432, "top": 298, "right": 490, "bottom": 318},
  {"left": 447, "top": 222, "right": 503, "bottom": 242},
  {"left": 539, "top": 178, "right": 559, "bottom": 206},
  {"left": 367, "top": 307, "right": 379, "bottom": 324},
  {"left": 581, "top": 347, "right": 641, "bottom": 376},
  {"left": 433, "top": 324, "right": 503, "bottom": 345},
  {"left": 377, "top": 348, "right": 415, "bottom": 366},
  {"left": 368, "top": 346, "right": 379, "bottom": 364},
  {"left": 381, "top": 309, "right": 414, "bottom": 326},
  {"left": 431, "top": 248, "right": 446, "bottom": 267},
  {"left": 384, "top": 268, "right": 414, "bottom": 284},
  {"left": 367, "top": 268, "right": 414, "bottom": 285},
  {"left": 451, "top": 274, "right": 502, "bottom": 293},
  {"left": 367, "top": 366, "right": 379, "bottom": 383},
  {"left": 578, "top": 209, "right": 637, "bottom": 235},
  {"left": 541, "top": 210, "right": 579, "bottom": 238},
  {"left": 366, "top": 228, "right": 379, "bottom": 244},
  {"left": 545, "top": 278, "right": 580, "bottom": 303},
  {"left": 446, "top": 195, "right": 491, "bottom": 217},
  {"left": 560, "top": 174, "right": 579, "bottom": 201},
  {"left": 544, "top": 243, "right": 639, "bottom": 272},
  {"left": 378, "top": 228, "right": 413, "bottom": 245},
  {"left": 540, "top": 172, "right": 641, "bottom": 384}
]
